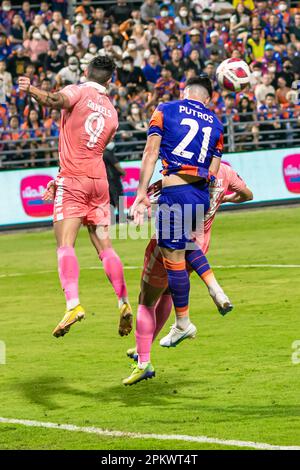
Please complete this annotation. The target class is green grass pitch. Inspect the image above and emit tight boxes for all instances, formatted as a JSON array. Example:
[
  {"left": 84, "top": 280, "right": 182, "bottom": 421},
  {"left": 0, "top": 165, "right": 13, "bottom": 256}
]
[{"left": 0, "top": 206, "right": 300, "bottom": 450}]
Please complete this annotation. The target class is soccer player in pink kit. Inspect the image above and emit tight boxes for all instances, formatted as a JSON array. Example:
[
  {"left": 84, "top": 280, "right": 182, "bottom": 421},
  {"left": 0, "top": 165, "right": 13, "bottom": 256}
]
[
  {"left": 123, "top": 162, "right": 253, "bottom": 385},
  {"left": 18, "top": 57, "right": 132, "bottom": 338}
]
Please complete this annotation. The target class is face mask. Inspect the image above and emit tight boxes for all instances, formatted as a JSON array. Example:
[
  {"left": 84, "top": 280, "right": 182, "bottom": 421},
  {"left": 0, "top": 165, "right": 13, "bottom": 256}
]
[
  {"left": 253, "top": 71, "right": 262, "bottom": 77},
  {"left": 119, "top": 90, "right": 127, "bottom": 97},
  {"left": 279, "top": 4, "right": 287, "bottom": 11},
  {"left": 203, "top": 15, "right": 211, "bottom": 21},
  {"left": 53, "top": 33, "right": 60, "bottom": 41},
  {"left": 161, "top": 11, "right": 168, "bottom": 17},
  {"left": 33, "top": 32, "right": 42, "bottom": 40},
  {"left": 123, "top": 64, "right": 132, "bottom": 71},
  {"left": 76, "top": 15, "right": 84, "bottom": 23},
  {"left": 3, "top": 5, "right": 11, "bottom": 12},
  {"left": 131, "top": 107, "right": 139, "bottom": 114},
  {"left": 128, "top": 43, "right": 136, "bottom": 51},
  {"left": 66, "top": 48, "right": 74, "bottom": 55},
  {"left": 80, "top": 63, "right": 87, "bottom": 71},
  {"left": 69, "top": 64, "right": 78, "bottom": 71},
  {"left": 268, "top": 66, "right": 276, "bottom": 73},
  {"left": 89, "top": 47, "right": 97, "bottom": 54},
  {"left": 180, "top": 10, "right": 188, "bottom": 17}
]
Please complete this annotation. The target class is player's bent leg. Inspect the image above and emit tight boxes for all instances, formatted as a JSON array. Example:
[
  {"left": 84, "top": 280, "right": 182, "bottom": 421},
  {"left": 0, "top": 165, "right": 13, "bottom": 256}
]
[
  {"left": 186, "top": 249, "right": 233, "bottom": 315},
  {"left": 53, "top": 218, "right": 86, "bottom": 338},
  {"left": 153, "top": 291, "right": 173, "bottom": 340},
  {"left": 87, "top": 225, "right": 132, "bottom": 336}
]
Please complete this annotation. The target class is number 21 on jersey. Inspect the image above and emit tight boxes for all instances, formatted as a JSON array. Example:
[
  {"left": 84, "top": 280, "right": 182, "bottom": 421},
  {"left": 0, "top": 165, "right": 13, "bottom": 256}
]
[{"left": 171, "top": 118, "right": 212, "bottom": 163}]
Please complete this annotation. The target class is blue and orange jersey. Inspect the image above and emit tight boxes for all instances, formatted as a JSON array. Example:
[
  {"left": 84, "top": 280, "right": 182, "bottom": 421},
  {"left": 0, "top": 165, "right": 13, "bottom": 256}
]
[{"left": 148, "top": 99, "right": 224, "bottom": 180}]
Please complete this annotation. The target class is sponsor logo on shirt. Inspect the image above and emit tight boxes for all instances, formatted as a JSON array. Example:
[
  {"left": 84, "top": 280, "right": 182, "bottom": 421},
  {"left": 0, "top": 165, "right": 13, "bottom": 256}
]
[
  {"left": 283, "top": 154, "right": 300, "bottom": 194},
  {"left": 20, "top": 175, "right": 54, "bottom": 217}
]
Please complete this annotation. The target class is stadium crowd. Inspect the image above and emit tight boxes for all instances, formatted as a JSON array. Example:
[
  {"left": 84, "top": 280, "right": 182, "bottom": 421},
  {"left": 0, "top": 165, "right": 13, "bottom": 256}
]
[{"left": 0, "top": 0, "right": 300, "bottom": 168}]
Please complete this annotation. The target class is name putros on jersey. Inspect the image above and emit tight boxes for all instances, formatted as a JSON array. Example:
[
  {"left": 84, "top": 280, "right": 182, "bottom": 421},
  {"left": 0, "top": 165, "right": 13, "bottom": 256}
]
[{"left": 179, "top": 105, "right": 214, "bottom": 124}]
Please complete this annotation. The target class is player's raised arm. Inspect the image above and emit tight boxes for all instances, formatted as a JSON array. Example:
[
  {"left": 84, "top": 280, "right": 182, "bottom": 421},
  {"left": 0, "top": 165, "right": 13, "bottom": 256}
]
[
  {"left": 131, "top": 134, "right": 161, "bottom": 225},
  {"left": 222, "top": 168, "right": 253, "bottom": 204},
  {"left": 18, "top": 76, "right": 72, "bottom": 110}
]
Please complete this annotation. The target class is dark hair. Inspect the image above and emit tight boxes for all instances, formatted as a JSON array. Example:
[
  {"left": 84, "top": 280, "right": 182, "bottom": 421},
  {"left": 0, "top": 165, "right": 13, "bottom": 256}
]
[
  {"left": 185, "top": 76, "right": 213, "bottom": 98},
  {"left": 87, "top": 55, "right": 116, "bottom": 85},
  {"left": 266, "top": 93, "right": 275, "bottom": 99}
]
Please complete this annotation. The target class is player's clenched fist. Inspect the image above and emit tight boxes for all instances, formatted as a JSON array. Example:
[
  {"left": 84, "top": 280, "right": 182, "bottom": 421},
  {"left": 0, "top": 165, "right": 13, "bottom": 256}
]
[{"left": 18, "top": 76, "right": 31, "bottom": 92}]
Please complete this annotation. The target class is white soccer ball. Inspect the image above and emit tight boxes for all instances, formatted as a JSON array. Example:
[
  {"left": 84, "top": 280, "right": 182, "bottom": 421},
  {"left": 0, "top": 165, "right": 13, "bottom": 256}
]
[{"left": 216, "top": 58, "right": 251, "bottom": 92}]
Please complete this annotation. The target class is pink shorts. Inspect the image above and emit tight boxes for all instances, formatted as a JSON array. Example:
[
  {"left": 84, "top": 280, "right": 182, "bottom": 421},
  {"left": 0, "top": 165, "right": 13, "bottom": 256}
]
[{"left": 53, "top": 175, "right": 111, "bottom": 226}]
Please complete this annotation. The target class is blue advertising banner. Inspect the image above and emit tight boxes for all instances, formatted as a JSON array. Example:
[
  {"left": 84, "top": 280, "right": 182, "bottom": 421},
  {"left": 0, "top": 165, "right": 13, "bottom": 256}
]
[{"left": 0, "top": 147, "right": 300, "bottom": 227}]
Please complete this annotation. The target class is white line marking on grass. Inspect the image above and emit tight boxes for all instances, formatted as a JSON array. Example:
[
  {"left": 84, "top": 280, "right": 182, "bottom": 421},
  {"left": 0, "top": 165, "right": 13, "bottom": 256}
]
[
  {"left": 0, "top": 417, "right": 299, "bottom": 450},
  {"left": 1, "top": 265, "right": 300, "bottom": 279}
]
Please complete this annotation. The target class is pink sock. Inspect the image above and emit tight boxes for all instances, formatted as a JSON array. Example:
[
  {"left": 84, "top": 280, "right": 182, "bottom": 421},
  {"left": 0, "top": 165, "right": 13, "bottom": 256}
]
[
  {"left": 57, "top": 246, "right": 80, "bottom": 310},
  {"left": 99, "top": 248, "right": 128, "bottom": 301},
  {"left": 153, "top": 294, "right": 173, "bottom": 341},
  {"left": 135, "top": 304, "right": 156, "bottom": 363}
]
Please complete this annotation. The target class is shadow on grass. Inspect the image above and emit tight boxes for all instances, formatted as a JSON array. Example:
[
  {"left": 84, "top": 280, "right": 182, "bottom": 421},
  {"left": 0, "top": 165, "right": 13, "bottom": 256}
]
[{"left": 16, "top": 374, "right": 206, "bottom": 411}]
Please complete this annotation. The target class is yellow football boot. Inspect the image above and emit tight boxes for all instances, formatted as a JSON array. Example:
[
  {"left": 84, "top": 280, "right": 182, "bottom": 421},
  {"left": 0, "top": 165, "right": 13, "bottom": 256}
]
[
  {"left": 53, "top": 304, "right": 85, "bottom": 338},
  {"left": 118, "top": 302, "right": 133, "bottom": 336}
]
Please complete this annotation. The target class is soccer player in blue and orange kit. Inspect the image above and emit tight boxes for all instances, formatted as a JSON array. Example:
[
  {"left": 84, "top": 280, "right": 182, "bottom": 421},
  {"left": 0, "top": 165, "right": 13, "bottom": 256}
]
[{"left": 131, "top": 76, "right": 231, "bottom": 375}]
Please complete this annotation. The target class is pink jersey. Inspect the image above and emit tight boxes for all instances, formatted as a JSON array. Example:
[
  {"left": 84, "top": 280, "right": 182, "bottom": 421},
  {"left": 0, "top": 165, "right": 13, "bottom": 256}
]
[
  {"left": 199, "top": 163, "right": 247, "bottom": 253},
  {"left": 59, "top": 81, "right": 118, "bottom": 179}
]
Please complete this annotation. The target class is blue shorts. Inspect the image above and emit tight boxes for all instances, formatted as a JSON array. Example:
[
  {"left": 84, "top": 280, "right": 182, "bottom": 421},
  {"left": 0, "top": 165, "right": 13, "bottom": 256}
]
[{"left": 156, "top": 181, "right": 210, "bottom": 250}]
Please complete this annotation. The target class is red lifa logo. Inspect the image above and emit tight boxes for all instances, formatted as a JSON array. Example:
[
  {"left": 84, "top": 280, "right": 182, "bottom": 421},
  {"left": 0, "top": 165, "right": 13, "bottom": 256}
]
[{"left": 20, "top": 175, "right": 54, "bottom": 217}]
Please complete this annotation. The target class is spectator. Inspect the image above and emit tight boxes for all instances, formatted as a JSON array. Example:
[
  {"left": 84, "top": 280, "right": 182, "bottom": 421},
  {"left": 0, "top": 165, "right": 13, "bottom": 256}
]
[
  {"left": 67, "top": 22, "right": 89, "bottom": 51},
  {"left": 123, "top": 38, "right": 144, "bottom": 68},
  {"left": 90, "top": 22, "right": 104, "bottom": 49},
  {"left": 48, "top": 11, "right": 67, "bottom": 40},
  {"left": 38, "top": 1, "right": 52, "bottom": 25},
  {"left": 56, "top": 55, "right": 80, "bottom": 86},
  {"left": 205, "top": 31, "right": 226, "bottom": 60},
  {"left": 21, "top": 108, "right": 48, "bottom": 166},
  {"left": 175, "top": 5, "right": 192, "bottom": 34},
  {"left": 45, "top": 45, "right": 64, "bottom": 74},
  {"left": 127, "top": 103, "right": 148, "bottom": 132},
  {"left": 105, "top": 0, "right": 132, "bottom": 25},
  {"left": 0, "top": 32, "right": 11, "bottom": 61},
  {"left": 144, "top": 20, "right": 169, "bottom": 52},
  {"left": 0, "top": 59, "right": 12, "bottom": 99},
  {"left": 3, "top": 115, "right": 28, "bottom": 165},
  {"left": 255, "top": 73, "right": 276, "bottom": 107},
  {"left": 276, "top": 76, "right": 290, "bottom": 105},
  {"left": 166, "top": 48, "right": 185, "bottom": 82},
  {"left": 23, "top": 28, "right": 49, "bottom": 64},
  {"left": 117, "top": 56, "right": 147, "bottom": 92},
  {"left": 247, "top": 28, "right": 266, "bottom": 61},
  {"left": 156, "top": 5, "right": 176, "bottom": 36},
  {"left": 28, "top": 14, "right": 50, "bottom": 40},
  {"left": 0, "top": 1, "right": 15, "bottom": 34},
  {"left": 99, "top": 35, "right": 123, "bottom": 68},
  {"left": 264, "top": 13, "right": 287, "bottom": 45},
  {"left": 7, "top": 45, "right": 30, "bottom": 77},
  {"left": 110, "top": 23, "right": 124, "bottom": 48},
  {"left": 258, "top": 93, "right": 282, "bottom": 148},
  {"left": 8, "top": 14, "right": 26, "bottom": 46},
  {"left": 184, "top": 49, "right": 203, "bottom": 74},
  {"left": 153, "top": 66, "right": 180, "bottom": 102},
  {"left": 140, "top": 0, "right": 160, "bottom": 23},
  {"left": 289, "top": 13, "right": 300, "bottom": 42},
  {"left": 143, "top": 54, "right": 162, "bottom": 86},
  {"left": 183, "top": 29, "right": 203, "bottom": 58}
]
